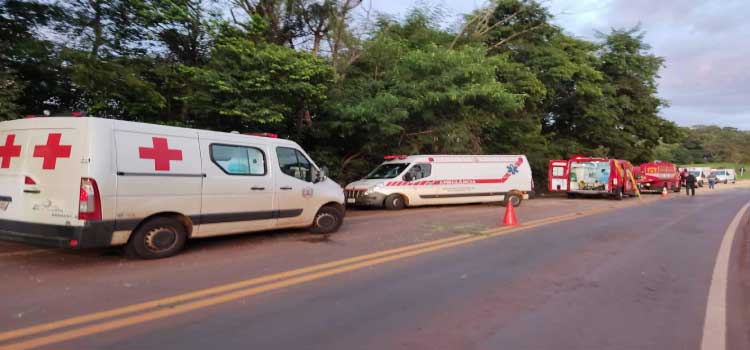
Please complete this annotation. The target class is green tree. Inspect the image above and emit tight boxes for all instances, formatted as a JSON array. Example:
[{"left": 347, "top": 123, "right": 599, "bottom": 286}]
[
  {"left": 181, "top": 32, "right": 334, "bottom": 132},
  {"left": 315, "top": 12, "right": 523, "bottom": 181},
  {"left": 0, "top": 0, "right": 78, "bottom": 115}
]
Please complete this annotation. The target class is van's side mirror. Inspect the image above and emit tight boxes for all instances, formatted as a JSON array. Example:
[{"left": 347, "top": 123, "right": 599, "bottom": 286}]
[{"left": 313, "top": 167, "right": 327, "bottom": 183}]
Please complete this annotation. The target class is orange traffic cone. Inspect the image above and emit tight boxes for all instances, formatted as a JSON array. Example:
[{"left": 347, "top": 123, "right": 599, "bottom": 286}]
[
  {"left": 503, "top": 199, "right": 518, "bottom": 226},
  {"left": 661, "top": 187, "right": 668, "bottom": 198}
]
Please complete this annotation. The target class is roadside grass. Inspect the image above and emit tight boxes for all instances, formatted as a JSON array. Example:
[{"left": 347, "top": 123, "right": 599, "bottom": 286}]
[{"left": 680, "top": 162, "right": 750, "bottom": 180}]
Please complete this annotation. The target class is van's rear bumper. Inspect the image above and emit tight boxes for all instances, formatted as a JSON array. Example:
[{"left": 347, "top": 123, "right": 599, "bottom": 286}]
[{"left": 0, "top": 219, "right": 115, "bottom": 248}]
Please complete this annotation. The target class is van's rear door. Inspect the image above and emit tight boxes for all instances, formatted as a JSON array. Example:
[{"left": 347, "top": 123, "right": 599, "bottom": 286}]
[
  {"left": 548, "top": 160, "right": 569, "bottom": 192},
  {"left": 0, "top": 119, "right": 86, "bottom": 226}
]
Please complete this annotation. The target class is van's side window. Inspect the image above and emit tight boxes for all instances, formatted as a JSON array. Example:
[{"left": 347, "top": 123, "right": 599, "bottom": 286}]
[
  {"left": 408, "top": 163, "right": 432, "bottom": 181},
  {"left": 210, "top": 144, "right": 266, "bottom": 176},
  {"left": 277, "top": 147, "right": 313, "bottom": 182}
]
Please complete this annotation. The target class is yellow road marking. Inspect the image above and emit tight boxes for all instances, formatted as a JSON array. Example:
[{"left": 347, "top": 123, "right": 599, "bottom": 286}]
[
  {"left": 0, "top": 198, "right": 652, "bottom": 349},
  {"left": 0, "top": 234, "right": 474, "bottom": 343}
]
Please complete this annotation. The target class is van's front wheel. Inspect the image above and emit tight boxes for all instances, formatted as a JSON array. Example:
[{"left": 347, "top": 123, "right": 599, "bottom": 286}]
[
  {"left": 125, "top": 217, "right": 187, "bottom": 259},
  {"left": 310, "top": 205, "right": 344, "bottom": 234},
  {"left": 384, "top": 194, "right": 406, "bottom": 210},
  {"left": 505, "top": 193, "right": 523, "bottom": 207}
]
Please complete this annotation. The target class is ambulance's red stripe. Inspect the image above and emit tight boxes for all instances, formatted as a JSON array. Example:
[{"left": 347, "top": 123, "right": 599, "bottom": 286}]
[{"left": 386, "top": 178, "right": 511, "bottom": 186}]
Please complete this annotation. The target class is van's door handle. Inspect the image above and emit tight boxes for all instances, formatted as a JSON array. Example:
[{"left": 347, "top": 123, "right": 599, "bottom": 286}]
[
  {"left": 280, "top": 186, "right": 293, "bottom": 190},
  {"left": 23, "top": 189, "right": 40, "bottom": 194},
  {"left": 251, "top": 186, "right": 265, "bottom": 191}
]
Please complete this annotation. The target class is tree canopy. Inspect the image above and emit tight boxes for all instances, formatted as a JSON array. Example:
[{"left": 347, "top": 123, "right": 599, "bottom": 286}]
[{"left": 3, "top": 0, "right": 734, "bottom": 186}]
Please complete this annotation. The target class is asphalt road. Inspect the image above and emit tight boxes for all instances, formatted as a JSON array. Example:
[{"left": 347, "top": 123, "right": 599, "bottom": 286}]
[{"left": 0, "top": 184, "right": 749, "bottom": 350}]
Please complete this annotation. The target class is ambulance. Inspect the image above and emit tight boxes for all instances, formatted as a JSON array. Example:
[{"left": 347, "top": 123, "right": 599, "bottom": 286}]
[
  {"left": 548, "top": 156, "right": 637, "bottom": 199},
  {"left": 0, "top": 116, "right": 346, "bottom": 259},
  {"left": 344, "top": 155, "right": 533, "bottom": 210},
  {"left": 634, "top": 161, "right": 681, "bottom": 193}
]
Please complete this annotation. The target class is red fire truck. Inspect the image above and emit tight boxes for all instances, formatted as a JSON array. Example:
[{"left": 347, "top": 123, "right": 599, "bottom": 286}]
[
  {"left": 633, "top": 161, "right": 681, "bottom": 193},
  {"left": 548, "top": 156, "right": 638, "bottom": 200}
]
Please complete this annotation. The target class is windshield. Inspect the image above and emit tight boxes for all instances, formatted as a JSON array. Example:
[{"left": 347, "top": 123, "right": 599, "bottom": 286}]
[
  {"left": 365, "top": 163, "right": 410, "bottom": 179},
  {"left": 714, "top": 170, "right": 726, "bottom": 175},
  {"left": 689, "top": 171, "right": 701, "bottom": 177}
]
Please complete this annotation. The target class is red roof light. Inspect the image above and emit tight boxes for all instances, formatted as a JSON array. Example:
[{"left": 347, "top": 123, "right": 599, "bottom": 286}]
[
  {"left": 384, "top": 155, "right": 408, "bottom": 160},
  {"left": 244, "top": 132, "right": 278, "bottom": 138},
  {"left": 71, "top": 111, "right": 84, "bottom": 117}
]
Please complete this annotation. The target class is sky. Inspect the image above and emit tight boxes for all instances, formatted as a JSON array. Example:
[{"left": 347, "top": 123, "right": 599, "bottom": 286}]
[{"left": 372, "top": 0, "right": 750, "bottom": 130}]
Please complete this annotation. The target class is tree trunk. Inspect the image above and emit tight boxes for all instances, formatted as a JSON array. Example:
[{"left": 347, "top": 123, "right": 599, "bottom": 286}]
[{"left": 89, "top": 0, "right": 103, "bottom": 58}]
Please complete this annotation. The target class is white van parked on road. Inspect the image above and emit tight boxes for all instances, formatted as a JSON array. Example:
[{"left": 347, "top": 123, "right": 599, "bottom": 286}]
[
  {"left": 345, "top": 155, "right": 533, "bottom": 210},
  {"left": 0, "top": 117, "right": 345, "bottom": 258},
  {"left": 713, "top": 169, "right": 736, "bottom": 184},
  {"left": 687, "top": 167, "right": 711, "bottom": 187}
]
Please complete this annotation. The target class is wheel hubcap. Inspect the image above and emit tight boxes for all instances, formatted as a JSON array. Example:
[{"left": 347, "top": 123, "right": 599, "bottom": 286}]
[
  {"left": 145, "top": 227, "right": 177, "bottom": 252},
  {"left": 316, "top": 213, "right": 337, "bottom": 229}
]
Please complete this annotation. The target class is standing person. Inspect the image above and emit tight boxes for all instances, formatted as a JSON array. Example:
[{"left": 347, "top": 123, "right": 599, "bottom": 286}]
[
  {"left": 679, "top": 169, "right": 687, "bottom": 191},
  {"left": 686, "top": 172, "right": 697, "bottom": 196}
]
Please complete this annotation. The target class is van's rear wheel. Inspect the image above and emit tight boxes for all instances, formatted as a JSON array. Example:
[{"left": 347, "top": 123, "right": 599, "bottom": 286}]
[
  {"left": 384, "top": 194, "right": 406, "bottom": 210},
  {"left": 125, "top": 217, "right": 187, "bottom": 259},
  {"left": 310, "top": 205, "right": 344, "bottom": 234}
]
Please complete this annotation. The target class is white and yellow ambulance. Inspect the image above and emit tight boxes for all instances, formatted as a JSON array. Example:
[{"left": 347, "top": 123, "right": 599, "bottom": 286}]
[
  {"left": 0, "top": 116, "right": 345, "bottom": 258},
  {"left": 345, "top": 155, "right": 533, "bottom": 210}
]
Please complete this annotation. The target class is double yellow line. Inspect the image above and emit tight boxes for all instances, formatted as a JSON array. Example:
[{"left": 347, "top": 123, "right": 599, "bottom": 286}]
[{"left": 0, "top": 200, "right": 647, "bottom": 350}]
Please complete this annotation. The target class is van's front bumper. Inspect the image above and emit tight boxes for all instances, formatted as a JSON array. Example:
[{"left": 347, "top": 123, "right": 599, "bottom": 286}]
[
  {"left": 0, "top": 219, "right": 115, "bottom": 248},
  {"left": 347, "top": 193, "right": 387, "bottom": 207}
]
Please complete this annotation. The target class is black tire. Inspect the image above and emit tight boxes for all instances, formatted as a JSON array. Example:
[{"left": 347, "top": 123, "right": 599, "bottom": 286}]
[
  {"left": 384, "top": 194, "right": 406, "bottom": 210},
  {"left": 505, "top": 193, "right": 522, "bottom": 207},
  {"left": 725, "top": 180, "right": 728, "bottom": 184},
  {"left": 125, "top": 217, "right": 187, "bottom": 259},
  {"left": 310, "top": 205, "right": 344, "bottom": 234},
  {"left": 613, "top": 188, "right": 624, "bottom": 200}
]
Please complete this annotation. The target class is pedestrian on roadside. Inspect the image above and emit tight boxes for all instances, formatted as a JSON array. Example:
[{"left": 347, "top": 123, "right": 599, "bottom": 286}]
[
  {"left": 708, "top": 176, "right": 716, "bottom": 189},
  {"left": 679, "top": 169, "right": 687, "bottom": 191},
  {"left": 686, "top": 172, "right": 697, "bottom": 196}
]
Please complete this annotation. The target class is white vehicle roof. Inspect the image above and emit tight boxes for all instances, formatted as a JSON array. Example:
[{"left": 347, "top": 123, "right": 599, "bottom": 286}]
[
  {"left": 381, "top": 154, "right": 526, "bottom": 164},
  {"left": 0, "top": 116, "right": 302, "bottom": 148}
]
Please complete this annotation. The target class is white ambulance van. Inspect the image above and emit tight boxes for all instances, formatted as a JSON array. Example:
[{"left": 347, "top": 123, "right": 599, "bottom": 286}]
[
  {"left": 0, "top": 117, "right": 345, "bottom": 259},
  {"left": 345, "top": 155, "right": 533, "bottom": 210}
]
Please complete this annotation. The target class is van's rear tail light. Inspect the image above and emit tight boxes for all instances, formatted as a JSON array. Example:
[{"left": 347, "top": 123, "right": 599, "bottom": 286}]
[
  {"left": 24, "top": 176, "right": 37, "bottom": 185},
  {"left": 78, "top": 178, "right": 102, "bottom": 221}
]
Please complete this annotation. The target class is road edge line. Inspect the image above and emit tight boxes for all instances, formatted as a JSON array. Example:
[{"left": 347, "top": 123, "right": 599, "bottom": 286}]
[{"left": 700, "top": 201, "right": 750, "bottom": 350}]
